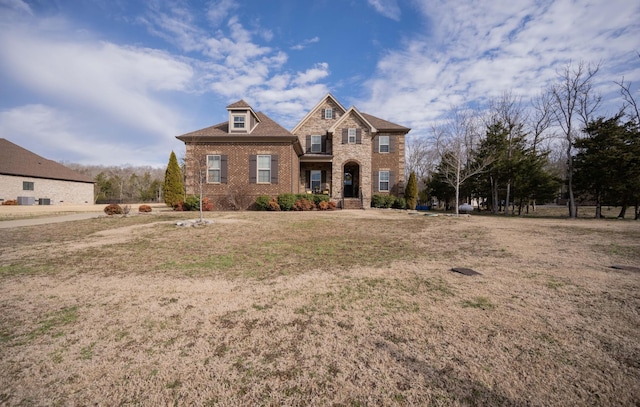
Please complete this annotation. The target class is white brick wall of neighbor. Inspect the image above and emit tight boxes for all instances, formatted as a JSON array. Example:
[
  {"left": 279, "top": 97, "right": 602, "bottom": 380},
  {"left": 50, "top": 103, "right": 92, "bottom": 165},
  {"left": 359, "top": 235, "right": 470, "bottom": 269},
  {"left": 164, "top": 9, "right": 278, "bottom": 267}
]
[{"left": 0, "top": 175, "right": 94, "bottom": 205}]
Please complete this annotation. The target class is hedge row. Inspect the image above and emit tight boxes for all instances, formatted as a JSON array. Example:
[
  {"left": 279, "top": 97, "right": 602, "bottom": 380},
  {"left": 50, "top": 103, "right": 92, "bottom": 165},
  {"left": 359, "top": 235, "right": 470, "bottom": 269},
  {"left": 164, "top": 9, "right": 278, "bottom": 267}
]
[
  {"left": 255, "top": 194, "right": 335, "bottom": 211},
  {"left": 371, "top": 194, "right": 406, "bottom": 209}
]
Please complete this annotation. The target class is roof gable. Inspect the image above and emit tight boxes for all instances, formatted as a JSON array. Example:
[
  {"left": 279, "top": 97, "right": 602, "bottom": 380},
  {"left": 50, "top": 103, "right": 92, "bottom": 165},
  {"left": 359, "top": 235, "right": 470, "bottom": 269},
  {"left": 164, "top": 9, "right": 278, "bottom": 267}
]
[
  {"left": 328, "top": 106, "right": 378, "bottom": 134},
  {"left": 0, "top": 139, "right": 94, "bottom": 183},
  {"left": 291, "top": 93, "right": 347, "bottom": 134}
]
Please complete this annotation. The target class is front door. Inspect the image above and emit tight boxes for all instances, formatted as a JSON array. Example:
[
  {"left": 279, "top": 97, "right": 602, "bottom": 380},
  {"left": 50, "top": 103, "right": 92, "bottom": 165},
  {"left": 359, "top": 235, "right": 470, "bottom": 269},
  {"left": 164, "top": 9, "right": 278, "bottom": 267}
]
[{"left": 343, "top": 163, "right": 360, "bottom": 198}]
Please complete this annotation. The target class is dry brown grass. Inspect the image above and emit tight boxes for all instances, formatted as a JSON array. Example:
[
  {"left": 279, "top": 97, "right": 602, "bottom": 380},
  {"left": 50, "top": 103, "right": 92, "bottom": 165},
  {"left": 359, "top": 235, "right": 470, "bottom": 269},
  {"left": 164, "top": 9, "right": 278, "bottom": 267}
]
[{"left": 0, "top": 210, "right": 639, "bottom": 406}]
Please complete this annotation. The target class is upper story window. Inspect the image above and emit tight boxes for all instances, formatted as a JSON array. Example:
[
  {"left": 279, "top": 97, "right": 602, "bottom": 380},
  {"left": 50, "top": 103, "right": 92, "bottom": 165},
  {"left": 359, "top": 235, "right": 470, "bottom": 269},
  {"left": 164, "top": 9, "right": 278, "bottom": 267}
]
[
  {"left": 233, "top": 115, "right": 246, "bottom": 129},
  {"left": 257, "top": 155, "right": 271, "bottom": 183},
  {"left": 379, "top": 171, "right": 390, "bottom": 192},
  {"left": 324, "top": 108, "right": 333, "bottom": 119},
  {"left": 311, "top": 135, "right": 322, "bottom": 153},
  {"left": 379, "top": 135, "right": 390, "bottom": 153},
  {"left": 348, "top": 128, "right": 356, "bottom": 144},
  {"left": 207, "top": 155, "right": 221, "bottom": 183},
  {"left": 23, "top": 181, "right": 34, "bottom": 191}
]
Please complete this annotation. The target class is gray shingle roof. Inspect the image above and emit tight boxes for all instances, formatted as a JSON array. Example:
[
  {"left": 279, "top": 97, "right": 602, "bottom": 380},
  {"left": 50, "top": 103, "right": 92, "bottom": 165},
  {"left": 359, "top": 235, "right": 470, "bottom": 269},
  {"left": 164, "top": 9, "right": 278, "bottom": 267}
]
[
  {"left": 177, "top": 112, "right": 295, "bottom": 140},
  {"left": 226, "top": 99, "right": 252, "bottom": 109},
  {"left": 360, "top": 113, "right": 411, "bottom": 132},
  {"left": 0, "top": 138, "right": 94, "bottom": 183}
]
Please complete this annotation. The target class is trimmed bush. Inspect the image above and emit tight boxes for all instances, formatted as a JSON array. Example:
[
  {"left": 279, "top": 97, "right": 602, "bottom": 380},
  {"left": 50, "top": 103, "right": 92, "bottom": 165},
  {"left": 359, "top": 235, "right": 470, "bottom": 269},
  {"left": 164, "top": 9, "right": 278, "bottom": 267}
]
[
  {"left": 255, "top": 195, "right": 271, "bottom": 210},
  {"left": 371, "top": 194, "right": 395, "bottom": 208},
  {"left": 393, "top": 197, "right": 407, "bottom": 209},
  {"left": 277, "top": 193, "right": 297, "bottom": 211},
  {"left": 104, "top": 204, "right": 123, "bottom": 215},
  {"left": 267, "top": 198, "right": 281, "bottom": 211},
  {"left": 163, "top": 151, "right": 184, "bottom": 208},
  {"left": 138, "top": 204, "right": 152, "bottom": 213},
  {"left": 201, "top": 197, "right": 214, "bottom": 211},
  {"left": 317, "top": 200, "right": 337, "bottom": 211},
  {"left": 2, "top": 200, "right": 18, "bottom": 205},
  {"left": 293, "top": 198, "right": 315, "bottom": 211}
]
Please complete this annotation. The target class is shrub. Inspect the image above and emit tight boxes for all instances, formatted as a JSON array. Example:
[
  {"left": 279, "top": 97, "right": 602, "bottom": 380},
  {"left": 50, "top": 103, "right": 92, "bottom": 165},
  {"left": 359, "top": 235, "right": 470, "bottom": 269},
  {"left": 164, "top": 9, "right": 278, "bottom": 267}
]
[
  {"left": 393, "top": 197, "right": 406, "bottom": 209},
  {"left": 277, "top": 193, "right": 297, "bottom": 211},
  {"left": 311, "top": 194, "right": 330, "bottom": 205},
  {"left": 104, "top": 204, "right": 123, "bottom": 215},
  {"left": 255, "top": 195, "right": 271, "bottom": 211},
  {"left": 163, "top": 151, "right": 184, "bottom": 208},
  {"left": 371, "top": 194, "right": 395, "bottom": 208},
  {"left": 293, "top": 198, "right": 315, "bottom": 211},
  {"left": 405, "top": 171, "right": 418, "bottom": 210},
  {"left": 183, "top": 195, "right": 200, "bottom": 211},
  {"left": 201, "top": 197, "right": 214, "bottom": 211},
  {"left": 2, "top": 199, "right": 17, "bottom": 205},
  {"left": 267, "top": 198, "right": 281, "bottom": 211},
  {"left": 138, "top": 204, "right": 152, "bottom": 213}
]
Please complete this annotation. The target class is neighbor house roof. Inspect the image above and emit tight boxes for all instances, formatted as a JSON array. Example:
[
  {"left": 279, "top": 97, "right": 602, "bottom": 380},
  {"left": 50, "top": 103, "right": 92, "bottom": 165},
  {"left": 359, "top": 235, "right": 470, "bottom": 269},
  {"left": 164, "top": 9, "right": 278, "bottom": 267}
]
[{"left": 0, "top": 138, "right": 94, "bottom": 183}]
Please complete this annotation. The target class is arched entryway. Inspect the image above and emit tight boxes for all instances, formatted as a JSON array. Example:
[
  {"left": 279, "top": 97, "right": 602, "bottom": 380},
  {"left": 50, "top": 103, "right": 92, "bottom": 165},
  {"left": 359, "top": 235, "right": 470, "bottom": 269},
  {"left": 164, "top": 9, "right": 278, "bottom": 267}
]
[{"left": 343, "top": 161, "right": 360, "bottom": 198}]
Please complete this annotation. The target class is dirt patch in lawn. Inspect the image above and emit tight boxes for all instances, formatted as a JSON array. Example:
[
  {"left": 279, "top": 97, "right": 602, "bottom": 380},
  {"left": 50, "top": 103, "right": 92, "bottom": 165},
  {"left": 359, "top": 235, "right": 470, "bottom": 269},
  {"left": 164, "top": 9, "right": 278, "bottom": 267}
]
[{"left": 0, "top": 210, "right": 638, "bottom": 406}]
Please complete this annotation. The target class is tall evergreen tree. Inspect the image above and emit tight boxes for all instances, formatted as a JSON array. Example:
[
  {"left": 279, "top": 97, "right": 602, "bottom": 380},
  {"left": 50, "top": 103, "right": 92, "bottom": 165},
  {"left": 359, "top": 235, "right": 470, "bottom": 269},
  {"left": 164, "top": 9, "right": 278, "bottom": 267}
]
[
  {"left": 163, "top": 151, "right": 184, "bottom": 207},
  {"left": 405, "top": 171, "right": 418, "bottom": 210}
]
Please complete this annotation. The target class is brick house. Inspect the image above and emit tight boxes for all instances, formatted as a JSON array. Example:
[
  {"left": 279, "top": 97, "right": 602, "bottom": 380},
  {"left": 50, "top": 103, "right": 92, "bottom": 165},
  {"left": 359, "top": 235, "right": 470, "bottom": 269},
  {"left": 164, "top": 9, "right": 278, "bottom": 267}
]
[
  {"left": 0, "top": 138, "right": 94, "bottom": 205},
  {"left": 177, "top": 94, "right": 410, "bottom": 209}
]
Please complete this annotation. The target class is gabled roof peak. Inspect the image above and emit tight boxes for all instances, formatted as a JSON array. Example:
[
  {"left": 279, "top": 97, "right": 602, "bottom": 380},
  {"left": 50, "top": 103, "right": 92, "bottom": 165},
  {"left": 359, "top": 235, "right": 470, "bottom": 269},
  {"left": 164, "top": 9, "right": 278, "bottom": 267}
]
[{"left": 226, "top": 99, "right": 252, "bottom": 109}]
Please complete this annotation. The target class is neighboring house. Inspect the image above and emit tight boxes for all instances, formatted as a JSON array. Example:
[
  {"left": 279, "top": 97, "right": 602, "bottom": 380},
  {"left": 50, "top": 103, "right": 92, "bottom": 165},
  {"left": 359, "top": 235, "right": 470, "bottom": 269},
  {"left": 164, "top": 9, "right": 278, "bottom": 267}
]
[
  {"left": 0, "top": 138, "right": 94, "bottom": 205},
  {"left": 177, "top": 94, "right": 410, "bottom": 209}
]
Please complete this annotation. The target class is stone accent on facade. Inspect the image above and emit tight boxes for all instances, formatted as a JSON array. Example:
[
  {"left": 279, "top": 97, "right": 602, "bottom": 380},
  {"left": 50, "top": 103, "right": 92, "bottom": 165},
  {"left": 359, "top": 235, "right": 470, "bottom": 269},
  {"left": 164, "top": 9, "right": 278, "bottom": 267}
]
[{"left": 0, "top": 175, "right": 94, "bottom": 205}]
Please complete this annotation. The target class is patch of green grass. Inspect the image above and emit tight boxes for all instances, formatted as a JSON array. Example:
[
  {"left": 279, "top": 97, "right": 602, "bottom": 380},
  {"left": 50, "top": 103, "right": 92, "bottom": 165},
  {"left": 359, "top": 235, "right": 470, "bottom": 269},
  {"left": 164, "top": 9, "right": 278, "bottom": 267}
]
[
  {"left": 0, "top": 264, "right": 39, "bottom": 277},
  {"left": 30, "top": 306, "right": 79, "bottom": 339},
  {"left": 80, "top": 342, "right": 96, "bottom": 360},
  {"left": 462, "top": 297, "right": 494, "bottom": 310},
  {"left": 166, "top": 379, "right": 181, "bottom": 389}
]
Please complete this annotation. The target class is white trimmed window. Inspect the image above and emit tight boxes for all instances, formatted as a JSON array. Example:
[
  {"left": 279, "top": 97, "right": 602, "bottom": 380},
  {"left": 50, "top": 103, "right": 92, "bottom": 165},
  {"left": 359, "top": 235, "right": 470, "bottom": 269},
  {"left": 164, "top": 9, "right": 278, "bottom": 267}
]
[
  {"left": 348, "top": 128, "right": 356, "bottom": 144},
  {"left": 257, "top": 155, "right": 271, "bottom": 183},
  {"left": 233, "top": 115, "right": 246, "bottom": 129},
  {"left": 325, "top": 108, "right": 333, "bottom": 119},
  {"left": 379, "top": 135, "right": 390, "bottom": 153},
  {"left": 379, "top": 171, "right": 390, "bottom": 192},
  {"left": 23, "top": 181, "right": 34, "bottom": 191},
  {"left": 311, "top": 170, "right": 321, "bottom": 192},
  {"left": 207, "top": 155, "right": 221, "bottom": 183},
  {"left": 311, "top": 135, "right": 322, "bottom": 153}
]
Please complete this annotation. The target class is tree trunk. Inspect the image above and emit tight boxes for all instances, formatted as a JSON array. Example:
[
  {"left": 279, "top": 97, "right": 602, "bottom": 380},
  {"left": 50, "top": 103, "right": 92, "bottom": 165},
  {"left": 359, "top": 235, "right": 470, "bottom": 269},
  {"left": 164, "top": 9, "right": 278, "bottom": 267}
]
[
  {"left": 504, "top": 181, "right": 511, "bottom": 216},
  {"left": 491, "top": 177, "right": 499, "bottom": 215},
  {"left": 567, "top": 148, "right": 577, "bottom": 218},
  {"left": 617, "top": 205, "right": 627, "bottom": 219}
]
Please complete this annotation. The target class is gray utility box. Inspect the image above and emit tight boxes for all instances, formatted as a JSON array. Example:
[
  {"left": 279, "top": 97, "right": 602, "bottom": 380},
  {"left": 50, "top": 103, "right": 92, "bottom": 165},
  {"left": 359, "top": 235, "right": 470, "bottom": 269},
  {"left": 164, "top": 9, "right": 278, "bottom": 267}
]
[
  {"left": 17, "top": 196, "right": 36, "bottom": 205},
  {"left": 38, "top": 198, "right": 51, "bottom": 205}
]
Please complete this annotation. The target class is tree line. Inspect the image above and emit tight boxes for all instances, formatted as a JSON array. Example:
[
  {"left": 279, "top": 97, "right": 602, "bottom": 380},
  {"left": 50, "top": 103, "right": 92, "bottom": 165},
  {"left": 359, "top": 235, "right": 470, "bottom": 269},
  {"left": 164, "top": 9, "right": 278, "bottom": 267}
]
[
  {"left": 406, "top": 60, "right": 640, "bottom": 219},
  {"left": 64, "top": 163, "right": 165, "bottom": 204}
]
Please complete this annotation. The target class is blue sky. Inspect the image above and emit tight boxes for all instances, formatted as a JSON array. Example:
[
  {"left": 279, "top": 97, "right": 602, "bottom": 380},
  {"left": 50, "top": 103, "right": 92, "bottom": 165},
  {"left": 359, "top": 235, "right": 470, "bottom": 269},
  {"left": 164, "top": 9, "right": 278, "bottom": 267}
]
[{"left": 0, "top": 0, "right": 638, "bottom": 167}]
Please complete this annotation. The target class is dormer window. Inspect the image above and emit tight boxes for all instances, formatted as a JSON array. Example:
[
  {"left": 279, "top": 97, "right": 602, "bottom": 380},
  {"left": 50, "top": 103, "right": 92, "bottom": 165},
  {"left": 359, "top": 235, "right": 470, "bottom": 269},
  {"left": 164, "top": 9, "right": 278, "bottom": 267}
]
[
  {"left": 325, "top": 108, "right": 333, "bottom": 119},
  {"left": 348, "top": 128, "right": 356, "bottom": 144},
  {"left": 233, "top": 115, "right": 246, "bottom": 129}
]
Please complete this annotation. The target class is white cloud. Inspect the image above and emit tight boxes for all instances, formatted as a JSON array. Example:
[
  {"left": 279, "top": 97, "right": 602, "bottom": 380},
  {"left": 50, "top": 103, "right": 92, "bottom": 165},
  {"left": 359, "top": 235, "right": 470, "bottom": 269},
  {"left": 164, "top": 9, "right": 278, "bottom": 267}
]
[
  {"left": 207, "top": 0, "right": 238, "bottom": 26},
  {"left": 360, "top": 0, "right": 640, "bottom": 139},
  {"left": 0, "top": 27, "right": 192, "bottom": 139},
  {"left": 0, "top": 0, "right": 32, "bottom": 15},
  {"left": 291, "top": 36, "right": 320, "bottom": 51},
  {"left": 367, "top": 0, "right": 401, "bottom": 21}
]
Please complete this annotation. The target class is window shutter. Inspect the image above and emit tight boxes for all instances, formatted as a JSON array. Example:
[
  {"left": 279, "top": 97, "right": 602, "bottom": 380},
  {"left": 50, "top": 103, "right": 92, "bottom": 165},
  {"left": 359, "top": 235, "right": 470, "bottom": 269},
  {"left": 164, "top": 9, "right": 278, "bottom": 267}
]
[
  {"left": 321, "top": 109, "right": 325, "bottom": 119},
  {"left": 305, "top": 170, "right": 310, "bottom": 188},
  {"left": 374, "top": 135, "right": 379, "bottom": 152},
  {"left": 321, "top": 135, "right": 327, "bottom": 153},
  {"left": 249, "top": 155, "right": 257, "bottom": 184},
  {"left": 356, "top": 129, "right": 362, "bottom": 144},
  {"left": 342, "top": 128, "right": 348, "bottom": 144},
  {"left": 220, "top": 155, "right": 228, "bottom": 183},
  {"left": 389, "top": 135, "right": 395, "bottom": 153},
  {"left": 321, "top": 170, "right": 327, "bottom": 184},
  {"left": 271, "top": 155, "right": 279, "bottom": 184},
  {"left": 389, "top": 171, "right": 395, "bottom": 192},
  {"left": 373, "top": 171, "right": 379, "bottom": 192},
  {"left": 306, "top": 135, "right": 311, "bottom": 153}
]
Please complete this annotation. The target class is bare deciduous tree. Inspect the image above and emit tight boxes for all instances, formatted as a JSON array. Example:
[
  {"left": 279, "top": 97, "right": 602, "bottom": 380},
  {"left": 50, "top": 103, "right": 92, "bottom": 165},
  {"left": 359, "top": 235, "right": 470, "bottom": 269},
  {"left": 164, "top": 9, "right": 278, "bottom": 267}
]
[
  {"left": 549, "top": 61, "right": 601, "bottom": 218},
  {"left": 433, "top": 107, "right": 492, "bottom": 216}
]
